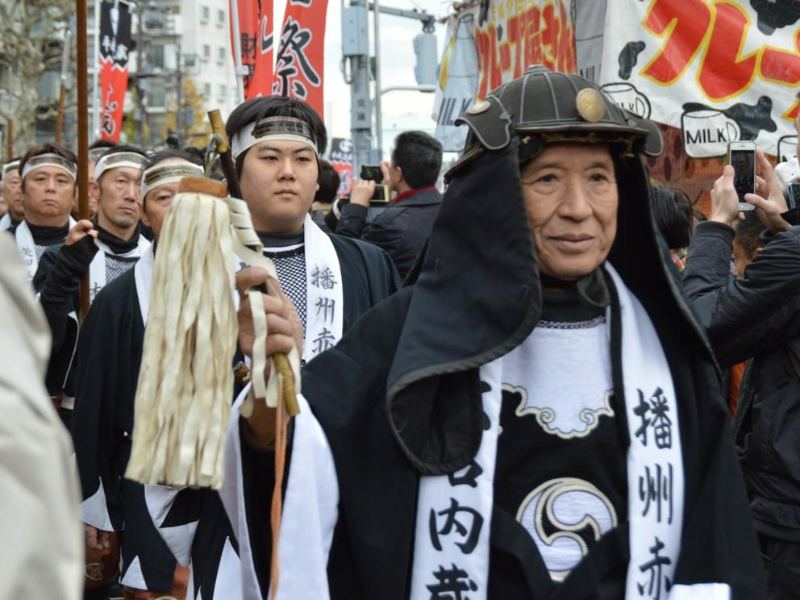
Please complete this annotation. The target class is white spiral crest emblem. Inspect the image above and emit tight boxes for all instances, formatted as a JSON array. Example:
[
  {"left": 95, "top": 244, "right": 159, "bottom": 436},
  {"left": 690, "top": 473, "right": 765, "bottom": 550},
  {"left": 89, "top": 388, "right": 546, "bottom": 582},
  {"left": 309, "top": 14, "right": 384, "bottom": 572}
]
[{"left": 516, "top": 477, "right": 617, "bottom": 581}]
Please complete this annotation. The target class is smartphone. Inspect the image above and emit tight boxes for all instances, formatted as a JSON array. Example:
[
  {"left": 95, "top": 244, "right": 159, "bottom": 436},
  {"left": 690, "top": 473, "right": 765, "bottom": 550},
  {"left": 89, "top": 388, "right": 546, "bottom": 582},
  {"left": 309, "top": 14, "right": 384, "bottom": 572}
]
[
  {"left": 727, "top": 141, "right": 757, "bottom": 211},
  {"left": 359, "top": 165, "right": 389, "bottom": 203},
  {"left": 788, "top": 183, "right": 800, "bottom": 210}
]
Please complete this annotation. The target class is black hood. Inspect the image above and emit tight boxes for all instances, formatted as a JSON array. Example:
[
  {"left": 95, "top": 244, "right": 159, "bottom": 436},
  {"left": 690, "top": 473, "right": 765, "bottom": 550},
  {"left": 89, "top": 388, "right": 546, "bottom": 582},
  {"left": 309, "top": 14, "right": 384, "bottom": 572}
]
[{"left": 385, "top": 135, "right": 714, "bottom": 476}]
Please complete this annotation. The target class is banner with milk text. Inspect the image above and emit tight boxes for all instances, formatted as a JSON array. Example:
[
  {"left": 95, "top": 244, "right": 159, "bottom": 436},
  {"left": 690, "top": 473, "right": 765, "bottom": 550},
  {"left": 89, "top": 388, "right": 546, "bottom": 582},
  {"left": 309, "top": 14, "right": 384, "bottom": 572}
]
[{"left": 593, "top": 0, "right": 799, "bottom": 158}]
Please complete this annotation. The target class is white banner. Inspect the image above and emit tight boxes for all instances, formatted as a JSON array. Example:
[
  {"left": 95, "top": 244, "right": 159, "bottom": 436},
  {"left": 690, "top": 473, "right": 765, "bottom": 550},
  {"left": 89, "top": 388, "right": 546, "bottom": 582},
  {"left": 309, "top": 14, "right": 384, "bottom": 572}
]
[
  {"left": 594, "top": 0, "right": 799, "bottom": 158},
  {"left": 433, "top": 12, "right": 480, "bottom": 153}
]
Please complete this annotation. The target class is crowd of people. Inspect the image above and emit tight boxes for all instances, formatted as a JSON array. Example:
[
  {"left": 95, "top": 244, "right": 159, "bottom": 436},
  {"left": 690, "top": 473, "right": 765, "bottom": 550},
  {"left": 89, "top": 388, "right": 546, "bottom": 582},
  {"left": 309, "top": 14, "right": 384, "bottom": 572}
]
[{"left": 1, "top": 64, "right": 800, "bottom": 600}]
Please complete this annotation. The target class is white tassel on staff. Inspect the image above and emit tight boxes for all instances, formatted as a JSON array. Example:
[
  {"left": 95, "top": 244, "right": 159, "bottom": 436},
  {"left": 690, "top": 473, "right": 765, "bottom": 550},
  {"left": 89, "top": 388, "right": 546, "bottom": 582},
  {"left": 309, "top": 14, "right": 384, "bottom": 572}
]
[{"left": 125, "top": 187, "right": 239, "bottom": 489}]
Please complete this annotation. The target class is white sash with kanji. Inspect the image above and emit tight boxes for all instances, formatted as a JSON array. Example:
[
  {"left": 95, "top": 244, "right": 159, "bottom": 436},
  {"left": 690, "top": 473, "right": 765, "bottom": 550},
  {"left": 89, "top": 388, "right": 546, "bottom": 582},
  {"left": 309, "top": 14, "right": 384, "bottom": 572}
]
[
  {"left": 300, "top": 215, "right": 343, "bottom": 364},
  {"left": 407, "top": 264, "right": 713, "bottom": 599},
  {"left": 15, "top": 217, "right": 76, "bottom": 282}
]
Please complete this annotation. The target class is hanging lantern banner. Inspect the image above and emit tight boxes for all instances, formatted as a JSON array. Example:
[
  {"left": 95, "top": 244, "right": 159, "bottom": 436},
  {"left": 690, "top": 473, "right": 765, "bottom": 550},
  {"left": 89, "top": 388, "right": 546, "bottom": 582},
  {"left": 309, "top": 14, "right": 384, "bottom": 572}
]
[
  {"left": 272, "top": 0, "right": 329, "bottom": 120},
  {"left": 433, "top": 12, "right": 480, "bottom": 153},
  {"left": 230, "top": 0, "right": 274, "bottom": 98},
  {"left": 596, "top": 0, "right": 800, "bottom": 158},
  {"left": 474, "top": 0, "right": 576, "bottom": 100},
  {"left": 98, "top": 0, "right": 133, "bottom": 142}
]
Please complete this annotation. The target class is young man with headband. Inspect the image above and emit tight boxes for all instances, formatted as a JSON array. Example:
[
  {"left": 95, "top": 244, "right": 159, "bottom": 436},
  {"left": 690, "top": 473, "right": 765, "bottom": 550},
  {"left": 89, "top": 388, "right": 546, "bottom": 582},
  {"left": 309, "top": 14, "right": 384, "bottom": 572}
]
[
  {"left": 223, "top": 96, "right": 399, "bottom": 367},
  {"left": 0, "top": 157, "right": 23, "bottom": 231},
  {"left": 70, "top": 150, "right": 205, "bottom": 599},
  {"left": 148, "top": 96, "right": 400, "bottom": 599},
  {"left": 34, "top": 145, "right": 151, "bottom": 418},
  {"left": 8, "top": 144, "right": 77, "bottom": 282}
]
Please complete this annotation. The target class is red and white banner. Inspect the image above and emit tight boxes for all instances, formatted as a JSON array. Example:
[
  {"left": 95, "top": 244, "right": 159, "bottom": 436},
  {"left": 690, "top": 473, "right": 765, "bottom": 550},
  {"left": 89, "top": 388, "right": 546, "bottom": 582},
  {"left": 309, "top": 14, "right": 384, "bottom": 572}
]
[
  {"left": 590, "top": 0, "right": 799, "bottom": 158},
  {"left": 473, "top": 0, "right": 576, "bottom": 100},
  {"left": 98, "top": 0, "right": 133, "bottom": 142},
  {"left": 272, "top": 0, "right": 329, "bottom": 120},
  {"left": 230, "top": 0, "right": 274, "bottom": 99}
]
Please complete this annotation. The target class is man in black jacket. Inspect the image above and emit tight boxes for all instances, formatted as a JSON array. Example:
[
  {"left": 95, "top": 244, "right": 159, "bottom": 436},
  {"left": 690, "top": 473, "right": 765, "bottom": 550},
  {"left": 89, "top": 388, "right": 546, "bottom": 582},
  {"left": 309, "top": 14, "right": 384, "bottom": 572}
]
[
  {"left": 683, "top": 154, "right": 800, "bottom": 600},
  {"left": 336, "top": 130, "right": 443, "bottom": 278}
]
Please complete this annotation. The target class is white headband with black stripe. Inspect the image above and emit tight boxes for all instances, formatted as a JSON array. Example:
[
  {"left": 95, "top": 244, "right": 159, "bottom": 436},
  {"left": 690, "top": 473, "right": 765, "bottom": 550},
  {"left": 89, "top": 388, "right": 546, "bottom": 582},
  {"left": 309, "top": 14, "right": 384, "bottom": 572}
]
[
  {"left": 2, "top": 160, "right": 20, "bottom": 178},
  {"left": 21, "top": 153, "right": 77, "bottom": 181},
  {"left": 94, "top": 151, "right": 148, "bottom": 180},
  {"left": 231, "top": 116, "right": 319, "bottom": 159},
  {"left": 141, "top": 162, "right": 204, "bottom": 199}
]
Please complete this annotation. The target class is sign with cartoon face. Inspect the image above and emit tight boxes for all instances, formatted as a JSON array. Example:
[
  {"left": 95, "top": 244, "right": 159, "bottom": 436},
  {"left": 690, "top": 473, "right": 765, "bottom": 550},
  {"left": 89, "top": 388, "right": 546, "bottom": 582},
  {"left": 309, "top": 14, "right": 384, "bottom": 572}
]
[{"left": 585, "top": 0, "right": 799, "bottom": 158}]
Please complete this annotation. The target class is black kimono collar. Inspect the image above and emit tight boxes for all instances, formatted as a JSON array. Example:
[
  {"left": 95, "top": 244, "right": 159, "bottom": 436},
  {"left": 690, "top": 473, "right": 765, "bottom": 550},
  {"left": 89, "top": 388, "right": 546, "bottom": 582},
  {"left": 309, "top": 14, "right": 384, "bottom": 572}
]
[
  {"left": 96, "top": 222, "right": 139, "bottom": 254},
  {"left": 26, "top": 221, "right": 70, "bottom": 246}
]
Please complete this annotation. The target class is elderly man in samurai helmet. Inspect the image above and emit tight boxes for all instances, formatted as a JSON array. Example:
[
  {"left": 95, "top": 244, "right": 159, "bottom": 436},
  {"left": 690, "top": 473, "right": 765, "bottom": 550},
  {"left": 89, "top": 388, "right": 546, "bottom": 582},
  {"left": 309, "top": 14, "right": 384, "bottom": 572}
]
[{"left": 208, "top": 66, "right": 767, "bottom": 599}]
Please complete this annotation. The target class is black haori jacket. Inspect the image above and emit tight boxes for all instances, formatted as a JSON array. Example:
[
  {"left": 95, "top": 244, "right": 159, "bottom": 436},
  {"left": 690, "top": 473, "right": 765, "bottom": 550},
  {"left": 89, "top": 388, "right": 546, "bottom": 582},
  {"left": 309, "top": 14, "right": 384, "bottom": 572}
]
[{"left": 242, "top": 140, "right": 764, "bottom": 599}]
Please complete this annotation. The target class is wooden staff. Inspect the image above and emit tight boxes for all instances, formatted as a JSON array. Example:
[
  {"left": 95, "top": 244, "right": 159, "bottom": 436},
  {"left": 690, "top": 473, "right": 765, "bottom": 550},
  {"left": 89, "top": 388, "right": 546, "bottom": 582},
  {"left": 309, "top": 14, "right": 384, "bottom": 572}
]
[
  {"left": 5, "top": 119, "right": 12, "bottom": 161},
  {"left": 77, "top": 0, "right": 90, "bottom": 319},
  {"left": 55, "top": 28, "right": 72, "bottom": 145}
]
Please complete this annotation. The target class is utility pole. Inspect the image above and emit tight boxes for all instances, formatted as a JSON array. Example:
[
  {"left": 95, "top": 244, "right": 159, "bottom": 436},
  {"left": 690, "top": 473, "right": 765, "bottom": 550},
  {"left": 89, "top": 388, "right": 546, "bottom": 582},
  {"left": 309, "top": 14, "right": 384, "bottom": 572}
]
[
  {"left": 343, "top": 0, "right": 374, "bottom": 177},
  {"left": 342, "top": 1, "right": 436, "bottom": 175}
]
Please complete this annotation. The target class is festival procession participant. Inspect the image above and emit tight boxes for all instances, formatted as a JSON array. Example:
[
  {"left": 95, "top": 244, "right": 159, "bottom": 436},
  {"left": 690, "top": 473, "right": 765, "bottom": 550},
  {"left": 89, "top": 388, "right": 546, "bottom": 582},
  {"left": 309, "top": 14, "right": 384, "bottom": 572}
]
[
  {"left": 70, "top": 151, "right": 204, "bottom": 598},
  {"left": 33, "top": 145, "right": 150, "bottom": 416},
  {"left": 225, "top": 96, "right": 400, "bottom": 358},
  {"left": 0, "top": 157, "right": 23, "bottom": 231},
  {"left": 7, "top": 144, "right": 77, "bottom": 282},
  {"left": 135, "top": 96, "right": 400, "bottom": 599},
  {"left": 217, "top": 66, "right": 764, "bottom": 598}
]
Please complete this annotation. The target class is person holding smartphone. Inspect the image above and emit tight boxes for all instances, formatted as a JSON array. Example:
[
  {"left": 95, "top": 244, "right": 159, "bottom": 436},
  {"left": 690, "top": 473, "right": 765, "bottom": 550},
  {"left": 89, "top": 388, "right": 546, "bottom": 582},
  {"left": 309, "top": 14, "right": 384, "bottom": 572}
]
[
  {"left": 683, "top": 150, "right": 800, "bottom": 600},
  {"left": 335, "top": 131, "right": 444, "bottom": 278}
]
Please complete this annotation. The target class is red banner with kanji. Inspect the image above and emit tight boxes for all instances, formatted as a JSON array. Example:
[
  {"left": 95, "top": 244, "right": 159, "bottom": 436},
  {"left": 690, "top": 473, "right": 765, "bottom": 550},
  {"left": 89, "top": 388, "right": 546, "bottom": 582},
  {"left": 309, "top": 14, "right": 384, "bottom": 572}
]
[
  {"left": 272, "top": 0, "right": 329, "bottom": 120},
  {"left": 230, "top": 0, "right": 274, "bottom": 99},
  {"left": 98, "top": 0, "right": 133, "bottom": 142}
]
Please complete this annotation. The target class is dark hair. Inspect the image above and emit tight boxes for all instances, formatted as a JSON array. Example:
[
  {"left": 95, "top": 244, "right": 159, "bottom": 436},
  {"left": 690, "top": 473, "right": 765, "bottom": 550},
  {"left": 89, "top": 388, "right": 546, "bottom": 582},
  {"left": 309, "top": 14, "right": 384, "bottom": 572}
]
[
  {"left": 89, "top": 139, "right": 117, "bottom": 151},
  {"left": 650, "top": 184, "right": 693, "bottom": 249},
  {"left": 734, "top": 214, "right": 766, "bottom": 259},
  {"left": 182, "top": 146, "right": 206, "bottom": 164},
  {"left": 225, "top": 96, "right": 327, "bottom": 176},
  {"left": 391, "top": 131, "right": 443, "bottom": 189},
  {"left": 314, "top": 160, "right": 340, "bottom": 204},
  {"left": 97, "top": 144, "right": 147, "bottom": 161},
  {"left": 144, "top": 148, "right": 203, "bottom": 171}
]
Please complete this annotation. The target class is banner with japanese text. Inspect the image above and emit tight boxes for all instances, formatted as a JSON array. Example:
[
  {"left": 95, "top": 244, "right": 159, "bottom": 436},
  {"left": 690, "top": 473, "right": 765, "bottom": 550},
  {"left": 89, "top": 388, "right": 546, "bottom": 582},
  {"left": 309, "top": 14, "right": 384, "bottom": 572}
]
[
  {"left": 596, "top": 0, "right": 799, "bottom": 158},
  {"left": 433, "top": 12, "right": 480, "bottom": 152},
  {"left": 474, "top": 0, "right": 576, "bottom": 100},
  {"left": 230, "top": 0, "right": 274, "bottom": 99},
  {"left": 272, "top": 0, "right": 329, "bottom": 120},
  {"left": 98, "top": 0, "right": 133, "bottom": 142}
]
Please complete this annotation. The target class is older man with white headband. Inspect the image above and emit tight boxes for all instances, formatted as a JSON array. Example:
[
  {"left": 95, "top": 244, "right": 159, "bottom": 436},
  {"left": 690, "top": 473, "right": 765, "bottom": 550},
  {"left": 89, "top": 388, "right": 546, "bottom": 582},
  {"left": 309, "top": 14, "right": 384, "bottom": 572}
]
[
  {"left": 34, "top": 145, "right": 151, "bottom": 426},
  {"left": 70, "top": 150, "right": 205, "bottom": 599},
  {"left": 7, "top": 144, "right": 78, "bottom": 282},
  {"left": 0, "top": 158, "right": 24, "bottom": 231}
]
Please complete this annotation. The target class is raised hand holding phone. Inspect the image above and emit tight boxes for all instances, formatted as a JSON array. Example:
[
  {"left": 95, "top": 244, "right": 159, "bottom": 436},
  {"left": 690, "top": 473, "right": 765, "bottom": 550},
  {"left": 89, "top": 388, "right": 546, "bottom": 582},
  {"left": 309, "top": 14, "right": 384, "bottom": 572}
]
[{"left": 745, "top": 150, "right": 791, "bottom": 233}]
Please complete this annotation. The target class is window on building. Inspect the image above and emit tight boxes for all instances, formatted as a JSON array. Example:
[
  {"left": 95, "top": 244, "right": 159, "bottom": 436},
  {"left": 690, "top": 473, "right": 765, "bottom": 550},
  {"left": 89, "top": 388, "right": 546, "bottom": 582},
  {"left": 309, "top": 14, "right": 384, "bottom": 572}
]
[
  {"left": 148, "top": 85, "right": 167, "bottom": 109},
  {"left": 217, "top": 47, "right": 226, "bottom": 64},
  {"left": 217, "top": 9, "right": 225, "bottom": 25},
  {"left": 204, "top": 83, "right": 211, "bottom": 97},
  {"left": 203, "top": 44, "right": 211, "bottom": 62},
  {"left": 219, "top": 84, "right": 226, "bottom": 99},
  {"left": 201, "top": 5, "right": 210, "bottom": 22},
  {"left": 148, "top": 44, "right": 166, "bottom": 70}
]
